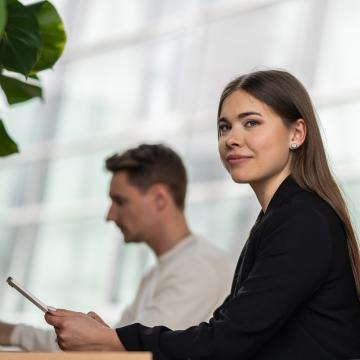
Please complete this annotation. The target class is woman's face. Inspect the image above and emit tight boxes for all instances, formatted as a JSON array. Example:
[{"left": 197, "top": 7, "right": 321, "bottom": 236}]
[{"left": 218, "top": 90, "right": 294, "bottom": 186}]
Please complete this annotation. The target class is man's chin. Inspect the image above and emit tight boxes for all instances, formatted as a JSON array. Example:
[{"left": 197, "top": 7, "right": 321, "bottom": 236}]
[{"left": 123, "top": 236, "right": 142, "bottom": 244}]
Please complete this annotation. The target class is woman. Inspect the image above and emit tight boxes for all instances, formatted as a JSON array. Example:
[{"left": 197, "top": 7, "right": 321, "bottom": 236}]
[{"left": 46, "top": 70, "right": 360, "bottom": 359}]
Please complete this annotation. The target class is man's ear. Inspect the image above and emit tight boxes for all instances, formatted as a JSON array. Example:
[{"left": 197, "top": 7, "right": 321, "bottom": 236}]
[{"left": 150, "top": 184, "right": 169, "bottom": 211}]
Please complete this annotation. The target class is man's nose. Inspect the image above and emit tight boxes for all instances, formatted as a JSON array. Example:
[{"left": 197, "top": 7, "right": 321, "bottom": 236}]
[{"left": 106, "top": 205, "right": 115, "bottom": 222}]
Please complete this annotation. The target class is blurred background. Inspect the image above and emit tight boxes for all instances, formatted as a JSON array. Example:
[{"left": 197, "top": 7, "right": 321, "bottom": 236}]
[{"left": 0, "top": 0, "right": 360, "bottom": 327}]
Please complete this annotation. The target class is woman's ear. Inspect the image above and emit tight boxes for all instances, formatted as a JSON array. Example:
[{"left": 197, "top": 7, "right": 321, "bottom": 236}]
[{"left": 289, "top": 118, "right": 307, "bottom": 150}]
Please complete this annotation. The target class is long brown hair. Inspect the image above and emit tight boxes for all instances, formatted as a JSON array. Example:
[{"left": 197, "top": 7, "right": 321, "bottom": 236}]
[{"left": 218, "top": 69, "right": 360, "bottom": 299}]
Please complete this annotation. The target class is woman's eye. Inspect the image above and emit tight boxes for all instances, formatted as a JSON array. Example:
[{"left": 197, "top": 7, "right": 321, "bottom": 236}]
[
  {"left": 245, "top": 120, "right": 258, "bottom": 128},
  {"left": 218, "top": 123, "right": 230, "bottom": 135}
]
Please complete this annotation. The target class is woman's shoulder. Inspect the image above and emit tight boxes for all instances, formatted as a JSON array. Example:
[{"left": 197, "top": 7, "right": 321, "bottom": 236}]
[
  {"left": 248, "top": 193, "right": 335, "bottom": 265},
  {"left": 260, "top": 188, "right": 345, "bottom": 248},
  {"left": 270, "top": 188, "right": 339, "bottom": 224}
]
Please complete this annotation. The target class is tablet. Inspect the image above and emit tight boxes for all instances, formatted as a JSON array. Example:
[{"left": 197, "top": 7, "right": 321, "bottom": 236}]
[{"left": 7, "top": 277, "right": 53, "bottom": 313}]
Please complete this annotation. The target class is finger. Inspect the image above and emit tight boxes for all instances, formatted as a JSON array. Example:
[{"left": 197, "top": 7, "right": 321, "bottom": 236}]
[
  {"left": 87, "top": 311, "right": 103, "bottom": 322},
  {"left": 87, "top": 311, "right": 109, "bottom": 327},
  {"left": 47, "top": 308, "right": 82, "bottom": 317},
  {"left": 87, "top": 311, "right": 98, "bottom": 319},
  {"left": 44, "top": 312, "right": 64, "bottom": 327},
  {"left": 56, "top": 338, "right": 66, "bottom": 351}
]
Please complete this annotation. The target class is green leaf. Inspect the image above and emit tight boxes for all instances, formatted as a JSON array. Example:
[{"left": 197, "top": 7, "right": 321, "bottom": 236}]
[
  {"left": 0, "top": 0, "right": 41, "bottom": 76},
  {"left": 0, "top": 118, "right": 18, "bottom": 156},
  {"left": 0, "top": 73, "right": 42, "bottom": 104},
  {"left": 28, "top": 0, "right": 66, "bottom": 71},
  {"left": 28, "top": 72, "right": 39, "bottom": 79},
  {"left": 0, "top": 0, "right": 7, "bottom": 34}
]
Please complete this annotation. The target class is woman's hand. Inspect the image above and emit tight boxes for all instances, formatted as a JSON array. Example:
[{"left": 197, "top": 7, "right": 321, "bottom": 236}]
[
  {"left": 45, "top": 309, "right": 125, "bottom": 351},
  {"left": 87, "top": 311, "right": 110, "bottom": 327}
]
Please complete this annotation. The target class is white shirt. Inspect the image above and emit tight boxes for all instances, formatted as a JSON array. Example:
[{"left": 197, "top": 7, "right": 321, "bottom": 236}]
[{"left": 10, "top": 234, "right": 233, "bottom": 351}]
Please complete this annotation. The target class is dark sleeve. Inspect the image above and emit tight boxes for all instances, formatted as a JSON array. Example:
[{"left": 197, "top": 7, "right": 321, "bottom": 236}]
[{"left": 116, "top": 206, "right": 333, "bottom": 360}]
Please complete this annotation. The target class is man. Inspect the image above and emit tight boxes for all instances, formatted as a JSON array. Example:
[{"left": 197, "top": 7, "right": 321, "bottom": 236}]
[{"left": 0, "top": 143, "right": 233, "bottom": 351}]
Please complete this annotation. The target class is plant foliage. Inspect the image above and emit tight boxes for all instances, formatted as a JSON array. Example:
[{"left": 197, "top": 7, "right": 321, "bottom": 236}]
[{"left": 0, "top": 0, "right": 66, "bottom": 156}]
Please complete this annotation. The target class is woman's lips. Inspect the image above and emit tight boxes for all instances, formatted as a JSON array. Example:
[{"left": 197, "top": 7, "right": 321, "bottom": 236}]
[{"left": 226, "top": 155, "right": 253, "bottom": 165}]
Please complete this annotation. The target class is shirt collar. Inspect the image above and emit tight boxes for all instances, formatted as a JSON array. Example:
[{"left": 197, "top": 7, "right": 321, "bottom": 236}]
[
  {"left": 259, "top": 175, "right": 305, "bottom": 220},
  {"left": 157, "top": 234, "right": 195, "bottom": 265}
]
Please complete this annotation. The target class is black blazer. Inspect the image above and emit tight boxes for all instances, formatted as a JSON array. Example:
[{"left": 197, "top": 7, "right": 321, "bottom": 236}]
[{"left": 117, "top": 177, "right": 360, "bottom": 359}]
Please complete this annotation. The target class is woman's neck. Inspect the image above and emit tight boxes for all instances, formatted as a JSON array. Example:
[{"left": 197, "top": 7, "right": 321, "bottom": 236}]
[{"left": 250, "top": 170, "right": 291, "bottom": 213}]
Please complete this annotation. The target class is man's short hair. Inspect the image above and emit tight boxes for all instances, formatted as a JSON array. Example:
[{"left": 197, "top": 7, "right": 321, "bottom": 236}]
[{"left": 105, "top": 144, "right": 187, "bottom": 209}]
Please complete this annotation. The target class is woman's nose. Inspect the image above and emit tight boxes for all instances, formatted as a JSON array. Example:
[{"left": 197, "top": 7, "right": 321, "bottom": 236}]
[{"left": 225, "top": 129, "right": 244, "bottom": 148}]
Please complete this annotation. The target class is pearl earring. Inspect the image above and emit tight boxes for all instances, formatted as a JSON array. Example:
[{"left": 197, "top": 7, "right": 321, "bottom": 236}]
[{"left": 290, "top": 143, "right": 297, "bottom": 150}]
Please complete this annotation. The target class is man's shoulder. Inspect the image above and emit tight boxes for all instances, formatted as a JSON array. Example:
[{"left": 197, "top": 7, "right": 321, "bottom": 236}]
[
  {"left": 189, "top": 235, "right": 232, "bottom": 262},
  {"left": 160, "top": 235, "right": 233, "bottom": 276},
  {"left": 181, "top": 236, "right": 234, "bottom": 281}
]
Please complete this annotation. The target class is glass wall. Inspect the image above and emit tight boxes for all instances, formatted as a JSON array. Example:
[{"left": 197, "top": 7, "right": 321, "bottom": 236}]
[{"left": 1, "top": 0, "right": 359, "bottom": 326}]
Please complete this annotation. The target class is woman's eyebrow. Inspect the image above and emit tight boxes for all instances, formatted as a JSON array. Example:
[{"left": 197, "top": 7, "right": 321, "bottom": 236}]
[
  {"left": 218, "top": 111, "right": 262, "bottom": 123},
  {"left": 237, "top": 111, "right": 262, "bottom": 119}
]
